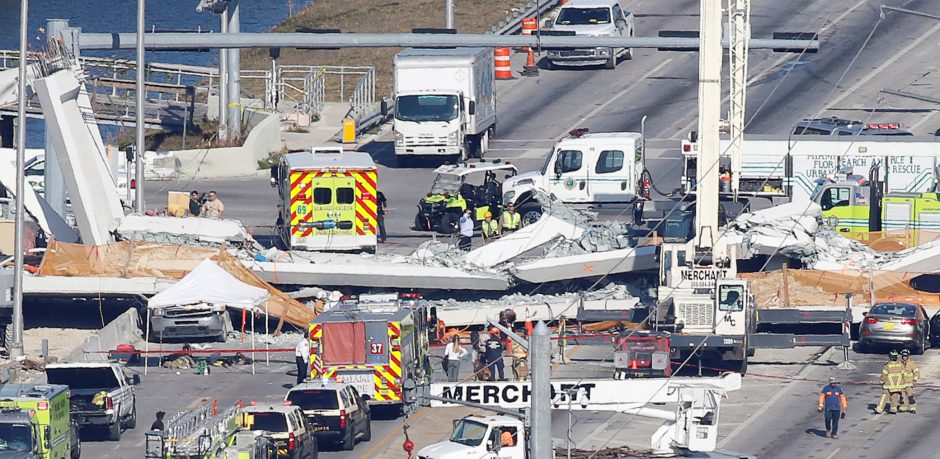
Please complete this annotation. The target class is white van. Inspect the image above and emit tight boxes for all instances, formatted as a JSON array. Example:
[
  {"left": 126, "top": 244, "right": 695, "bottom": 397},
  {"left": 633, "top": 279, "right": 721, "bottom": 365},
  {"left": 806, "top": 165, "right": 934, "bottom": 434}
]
[{"left": 501, "top": 130, "right": 646, "bottom": 224}]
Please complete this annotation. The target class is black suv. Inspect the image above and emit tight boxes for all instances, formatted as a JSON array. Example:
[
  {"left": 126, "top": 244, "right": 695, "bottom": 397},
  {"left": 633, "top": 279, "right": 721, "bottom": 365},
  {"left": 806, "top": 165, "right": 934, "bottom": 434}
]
[{"left": 286, "top": 382, "right": 372, "bottom": 451}]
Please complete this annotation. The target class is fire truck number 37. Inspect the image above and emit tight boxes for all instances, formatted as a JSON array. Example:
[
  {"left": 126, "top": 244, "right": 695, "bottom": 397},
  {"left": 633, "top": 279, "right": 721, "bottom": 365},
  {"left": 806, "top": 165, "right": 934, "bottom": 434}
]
[{"left": 370, "top": 343, "right": 384, "bottom": 354}]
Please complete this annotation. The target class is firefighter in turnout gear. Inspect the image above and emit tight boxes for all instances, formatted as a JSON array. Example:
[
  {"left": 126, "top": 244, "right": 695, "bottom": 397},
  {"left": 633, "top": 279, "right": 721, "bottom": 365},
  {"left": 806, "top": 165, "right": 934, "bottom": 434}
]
[
  {"left": 875, "top": 350, "right": 908, "bottom": 414},
  {"left": 900, "top": 349, "right": 920, "bottom": 413}
]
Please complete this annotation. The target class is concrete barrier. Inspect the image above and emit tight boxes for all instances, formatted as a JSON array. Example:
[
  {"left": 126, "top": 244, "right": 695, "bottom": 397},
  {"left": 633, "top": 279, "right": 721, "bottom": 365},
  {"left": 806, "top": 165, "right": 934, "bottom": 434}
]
[
  {"left": 67, "top": 308, "right": 143, "bottom": 362},
  {"left": 171, "top": 108, "right": 283, "bottom": 179}
]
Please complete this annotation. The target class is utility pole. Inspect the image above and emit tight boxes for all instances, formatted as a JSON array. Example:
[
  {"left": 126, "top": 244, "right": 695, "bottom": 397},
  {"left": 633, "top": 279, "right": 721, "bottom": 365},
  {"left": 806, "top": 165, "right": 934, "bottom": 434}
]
[
  {"left": 444, "top": 0, "right": 454, "bottom": 29},
  {"left": 226, "top": 0, "right": 242, "bottom": 140},
  {"left": 135, "top": 0, "right": 146, "bottom": 213},
  {"left": 11, "top": 0, "right": 28, "bottom": 359},
  {"left": 727, "top": 0, "right": 750, "bottom": 201},
  {"left": 695, "top": 0, "right": 722, "bottom": 254},
  {"left": 529, "top": 322, "right": 551, "bottom": 458}
]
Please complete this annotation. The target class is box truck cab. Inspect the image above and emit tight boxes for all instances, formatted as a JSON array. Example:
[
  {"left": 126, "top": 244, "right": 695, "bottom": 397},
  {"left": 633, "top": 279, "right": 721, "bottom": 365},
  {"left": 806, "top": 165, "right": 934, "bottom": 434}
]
[
  {"left": 417, "top": 415, "right": 525, "bottom": 459},
  {"left": 384, "top": 48, "right": 497, "bottom": 165},
  {"left": 544, "top": 0, "right": 635, "bottom": 69},
  {"left": 502, "top": 130, "right": 646, "bottom": 224}
]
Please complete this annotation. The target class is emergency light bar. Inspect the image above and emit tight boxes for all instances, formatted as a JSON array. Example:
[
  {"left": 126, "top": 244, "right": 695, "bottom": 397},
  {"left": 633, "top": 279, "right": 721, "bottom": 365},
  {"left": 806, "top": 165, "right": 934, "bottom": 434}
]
[{"left": 866, "top": 123, "right": 900, "bottom": 130}]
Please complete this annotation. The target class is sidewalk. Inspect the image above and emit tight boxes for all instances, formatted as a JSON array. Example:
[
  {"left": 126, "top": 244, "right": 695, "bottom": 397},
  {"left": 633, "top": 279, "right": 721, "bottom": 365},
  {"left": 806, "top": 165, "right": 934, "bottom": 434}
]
[{"left": 280, "top": 101, "right": 350, "bottom": 150}]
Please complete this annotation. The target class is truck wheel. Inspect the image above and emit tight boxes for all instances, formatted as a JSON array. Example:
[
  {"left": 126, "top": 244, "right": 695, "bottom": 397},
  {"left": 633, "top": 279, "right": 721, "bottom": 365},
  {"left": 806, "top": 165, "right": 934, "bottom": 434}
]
[
  {"left": 912, "top": 335, "right": 926, "bottom": 355},
  {"left": 107, "top": 421, "right": 121, "bottom": 441},
  {"left": 125, "top": 404, "right": 137, "bottom": 429},
  {"left": 605, "top": 56, "right": 616, "bottom": 70},
  {"left": 439, "top": 213, "right": 459, "bottom": 234},
  {"left": 342, "top": 427, "right": 355, "bottom": 450},
  {"left": 414, "top": 214, "right": 431, "bottom": 231},
  {"left": 517, "top": 202, "right": 543, "bottom": 226},
  {"left": 478, "top": 130, "right": 489, "bottom": 159},
  {"left": 361, "top": 415, "right": 372, "bottom": 441}
]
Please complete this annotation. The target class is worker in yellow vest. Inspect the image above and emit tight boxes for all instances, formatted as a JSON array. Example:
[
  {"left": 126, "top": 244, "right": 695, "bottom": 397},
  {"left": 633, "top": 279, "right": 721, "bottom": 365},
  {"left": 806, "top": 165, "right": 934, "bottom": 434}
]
[
  {"left": 500, "top": 203, "right": 522, "bottom": 233},
  {"left": 875, "top": 350, "right": 908, "bottom": 414},
  {"left": 900, "top": 349, "right": 920, "bottom": 413},
  {"left": 482, "top": 211, "right": 500, "bottom": 241}
]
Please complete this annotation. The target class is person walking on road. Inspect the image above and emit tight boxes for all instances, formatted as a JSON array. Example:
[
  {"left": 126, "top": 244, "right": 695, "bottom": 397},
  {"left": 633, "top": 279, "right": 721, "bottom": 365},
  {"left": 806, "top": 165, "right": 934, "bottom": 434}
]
[
  {"left": 200, "top": 191, "right": 224, "bottom": 218},
  {"left": 900, "top": 349, "right": 920, "bottom": 413},
  {"left": 875, "top": 350, "right": 908, "bottom": 414},
  {"left": 817, "top": 377, "right": 847, "bottom": 439},
  {"left": 484, "top": 327, "right": 506, "bottom": 381},
  {"left": 458, "top": 208, "right": 474, "bottom": 251},
  {"left": 443, "top": 335, "right": 468, "bottom": 382},
  {"left": 294, "top": 336, "right": 310, "bottom": 386},
  {"left": 377, "top": 191, "right": 389, "bottom": 243}
]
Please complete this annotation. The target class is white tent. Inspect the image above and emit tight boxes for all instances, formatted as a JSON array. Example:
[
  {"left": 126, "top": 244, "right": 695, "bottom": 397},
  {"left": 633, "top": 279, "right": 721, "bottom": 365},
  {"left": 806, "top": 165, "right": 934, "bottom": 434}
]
[
  {"left": 148, "top": 259, "right": 268, "bottom": 309},
  {"left": 145, "top": 259, "right": 270, "bottom": 375}
]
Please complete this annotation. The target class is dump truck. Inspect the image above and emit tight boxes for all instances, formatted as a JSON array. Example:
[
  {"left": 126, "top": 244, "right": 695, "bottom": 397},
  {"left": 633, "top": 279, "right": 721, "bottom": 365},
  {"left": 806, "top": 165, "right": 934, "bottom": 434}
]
[
  {"left": 0, "top": 384, "right": 81, "bottom": 459},
  {"left": 271, "top": 147, "right": 379, "bottom": 252},
  {"left": 385, "top": 48, "right": 497, "bottom": 165},
  {"left": 308, "top": 293, "right": 432, "bottom": 416}
]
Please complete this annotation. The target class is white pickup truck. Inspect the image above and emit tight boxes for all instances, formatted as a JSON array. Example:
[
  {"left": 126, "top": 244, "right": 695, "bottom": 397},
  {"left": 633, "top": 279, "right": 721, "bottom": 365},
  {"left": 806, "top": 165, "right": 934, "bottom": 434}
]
[
  {"left": 543, "top": 0, "right": 635, "bottom": 69},
  {"left": 417, "top": 415, "right": 525, "bottom": 459},
  {"left": 45, "top": 362, "right": 139, "bottom": 441}
]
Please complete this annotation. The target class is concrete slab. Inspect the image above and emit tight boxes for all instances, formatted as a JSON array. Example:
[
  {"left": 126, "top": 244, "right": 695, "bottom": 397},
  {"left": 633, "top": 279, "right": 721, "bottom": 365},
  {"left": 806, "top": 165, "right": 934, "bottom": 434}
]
[{"left": 513, "top": 245, "right": 658, "bottom": 283}]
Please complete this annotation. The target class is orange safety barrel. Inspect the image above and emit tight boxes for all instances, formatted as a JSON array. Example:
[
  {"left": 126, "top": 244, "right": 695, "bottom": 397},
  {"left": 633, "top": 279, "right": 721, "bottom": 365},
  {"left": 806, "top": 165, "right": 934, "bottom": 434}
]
[
  {"left": 495, "top": 47, "right": 513, "bottom": 80},
  {"left": 521, "top": 17, "right": 537, "bottom": 52}
]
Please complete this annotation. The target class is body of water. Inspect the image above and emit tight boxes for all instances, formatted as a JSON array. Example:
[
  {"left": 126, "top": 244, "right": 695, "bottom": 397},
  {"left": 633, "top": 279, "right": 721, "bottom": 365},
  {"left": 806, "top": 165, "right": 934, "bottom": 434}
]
[{"left": 0, "top": 0, "right": 310, "bottom": 146}]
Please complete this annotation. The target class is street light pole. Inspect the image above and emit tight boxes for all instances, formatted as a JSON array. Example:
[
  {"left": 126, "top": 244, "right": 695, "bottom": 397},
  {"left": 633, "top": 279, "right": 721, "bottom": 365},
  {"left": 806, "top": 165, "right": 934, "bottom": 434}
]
[
  {"left": 135, "top": 0, "right": 146, "bottom": 213},
  {"left": 10, "top": 0, "right": 28, "bottom": 358}
]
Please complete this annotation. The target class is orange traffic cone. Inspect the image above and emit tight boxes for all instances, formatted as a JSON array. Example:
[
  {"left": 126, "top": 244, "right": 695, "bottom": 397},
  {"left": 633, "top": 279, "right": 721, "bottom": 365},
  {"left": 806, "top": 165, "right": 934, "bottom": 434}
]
[{"left": 523, "top": 48, "right": 539, "bottom": 77}]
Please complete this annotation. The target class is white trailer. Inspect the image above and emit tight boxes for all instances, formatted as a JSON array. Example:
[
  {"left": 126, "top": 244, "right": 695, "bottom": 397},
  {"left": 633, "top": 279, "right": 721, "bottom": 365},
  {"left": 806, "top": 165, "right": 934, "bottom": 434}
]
[
  {"left": 681, "top": 135, "right": 940, "bottom": 203},
  {"left": 385, "top": 48, "right": 497, "bottom": 164}
]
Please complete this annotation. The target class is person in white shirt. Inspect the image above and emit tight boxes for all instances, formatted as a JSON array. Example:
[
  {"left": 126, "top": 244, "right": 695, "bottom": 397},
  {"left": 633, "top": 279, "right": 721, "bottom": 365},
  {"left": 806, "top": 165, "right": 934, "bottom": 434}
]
[
  {"left": 458, "top": 208, "right": 474, "bottom": 251},
  {"left": 444, "top": 335, "right": 469, "bottom": 382},
  {"left": 295, "top": 337, "right": 310, "bottom": 386}
]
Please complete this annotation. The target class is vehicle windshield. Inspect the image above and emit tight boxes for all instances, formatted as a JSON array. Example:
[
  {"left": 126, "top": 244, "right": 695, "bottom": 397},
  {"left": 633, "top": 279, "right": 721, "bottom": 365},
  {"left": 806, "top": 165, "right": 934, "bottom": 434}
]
[
  {"left": 0, "top": 423, "right": 32, "bottom": 452},
  {"left": 396, "top": 95, "right": 459, "bottom": 123},
  {"left": 430, "top": 174, "right": 462, "bottom": 194},
  {"left": 809, "top": 179, "right": 826, "bottom": 202},
  {"left": 46, "top": 367, "right": 120, "bottom": 389},
  {"left": 449, "top": 419, "right": 488, "bottom": 447},
  {"left": 870, "top": 303, "right": 917, "bottom": 318},
  {"left": 539, "top": 149, "right": 555, "bottom": 175},
  {"left": 556, "top": 7, "right": 612, "bottom": 25},
  {"left": 247, "top": 412, "right": 289, "bottom": 432},
  {"left": 287, "top": 389, "right": 339, "bottom": 410}
]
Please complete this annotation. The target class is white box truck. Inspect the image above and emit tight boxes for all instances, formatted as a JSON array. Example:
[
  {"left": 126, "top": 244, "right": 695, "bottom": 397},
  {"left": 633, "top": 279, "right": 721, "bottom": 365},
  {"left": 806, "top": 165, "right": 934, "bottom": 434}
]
[{"left": 383, "top": 48, "right": 497, "bottom": 166}]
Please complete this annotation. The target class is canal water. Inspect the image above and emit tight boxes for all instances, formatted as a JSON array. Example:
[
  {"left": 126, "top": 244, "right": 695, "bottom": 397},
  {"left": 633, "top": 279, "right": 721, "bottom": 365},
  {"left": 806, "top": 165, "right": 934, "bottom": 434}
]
[{"left": 0, "top": 0, "right": 310, "bottom": 146}]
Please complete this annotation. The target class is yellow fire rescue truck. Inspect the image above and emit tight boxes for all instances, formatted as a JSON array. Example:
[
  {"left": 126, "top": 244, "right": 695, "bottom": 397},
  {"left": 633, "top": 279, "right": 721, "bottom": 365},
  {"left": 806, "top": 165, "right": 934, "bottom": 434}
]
[
  {"left": 0, "top": 384, "right": 80, "bottom": 459},
  {"left": 271, "top": 147, "right": 379, "bottom": 252},
  {"left": 813, "top": 164, "right": 940, "bottom": 241},
  {"left": 307, "top": 293, "right": 432, "bottom": 416}
]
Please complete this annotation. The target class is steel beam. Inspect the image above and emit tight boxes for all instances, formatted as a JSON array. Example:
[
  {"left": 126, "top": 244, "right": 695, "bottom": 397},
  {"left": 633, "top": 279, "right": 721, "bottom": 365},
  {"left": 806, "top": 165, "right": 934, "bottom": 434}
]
[{"left": 76, "top": 32, "right": 819, "bottom": 51}]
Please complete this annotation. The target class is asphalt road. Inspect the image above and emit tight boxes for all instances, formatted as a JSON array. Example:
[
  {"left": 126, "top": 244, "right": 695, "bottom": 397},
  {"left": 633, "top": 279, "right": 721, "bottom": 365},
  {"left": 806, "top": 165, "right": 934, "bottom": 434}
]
[{"left": 125, "top": 0, "right": 940, "bottom": 457}]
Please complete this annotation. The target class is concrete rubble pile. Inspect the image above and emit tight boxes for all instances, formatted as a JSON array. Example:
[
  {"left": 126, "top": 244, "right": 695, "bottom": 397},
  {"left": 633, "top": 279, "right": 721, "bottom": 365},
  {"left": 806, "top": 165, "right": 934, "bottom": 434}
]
[{"left": 726, "top": 201, "right": 940, "bottom": 273}]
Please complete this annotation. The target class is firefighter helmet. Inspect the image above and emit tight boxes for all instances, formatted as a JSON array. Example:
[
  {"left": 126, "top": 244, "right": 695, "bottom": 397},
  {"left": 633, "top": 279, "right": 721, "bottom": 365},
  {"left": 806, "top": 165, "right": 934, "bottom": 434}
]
[{"left": 889, "top": 350, "right": 900, "bottom": 361}]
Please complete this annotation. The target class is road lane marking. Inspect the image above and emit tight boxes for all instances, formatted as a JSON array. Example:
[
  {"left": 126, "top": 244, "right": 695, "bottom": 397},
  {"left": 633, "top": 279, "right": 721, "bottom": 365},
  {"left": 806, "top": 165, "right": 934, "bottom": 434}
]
[
  {"left": 817, "top": 20, "right": 940, "bottom": 117},
  {"left": 561, "top": 58, "right": 675, "bottom": 136},
  {"left": 358, "top": 406, "right": 429, "bottom": 459},
  {"left": 717, "top": 348, "right": 827, "bottom": 448},
  {"left": 825, "top": 448, "right": 842, "bottom": 459}
]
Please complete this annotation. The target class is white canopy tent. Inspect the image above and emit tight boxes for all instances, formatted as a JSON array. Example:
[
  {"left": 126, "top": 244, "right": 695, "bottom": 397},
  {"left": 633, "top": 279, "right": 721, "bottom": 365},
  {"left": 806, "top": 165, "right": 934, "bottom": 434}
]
[{"left": 145, "top": 259, "right": 270, "bottom": 374}]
